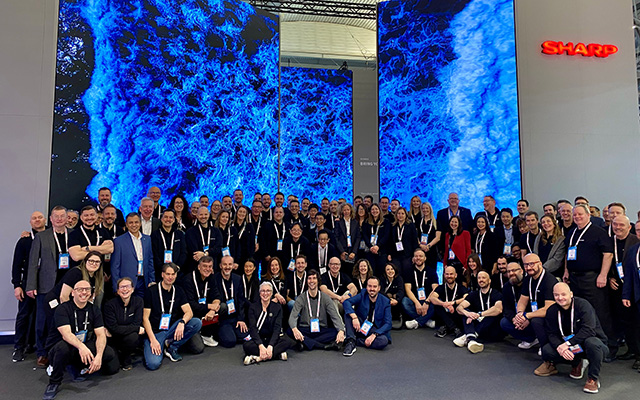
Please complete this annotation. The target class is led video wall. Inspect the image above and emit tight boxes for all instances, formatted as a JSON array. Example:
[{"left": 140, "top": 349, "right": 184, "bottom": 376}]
[
  {"left": 280, "top": 67, "right": 354, "bottom": 202},
  {"left": 50, "top": 0, "right": 280, "bottom": 213},
  {"left": 378, "top": 0, "right": 521, "bottom": 211}
]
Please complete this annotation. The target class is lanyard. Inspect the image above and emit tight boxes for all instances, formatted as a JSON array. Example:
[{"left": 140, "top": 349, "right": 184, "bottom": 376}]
[
  {"left": 53, "top": 229, "right": 68, "bottom": 253},
  {"left": 397, "top": 225, "right": 405, "bottom": 241},
  {"left": 199, "top": 225, "right": 211, "bottom": 248},
  {"left": 291, "top": 242, "right": 300, "bottom": 258},
  {"left": 222, "top": 226, "right": 231, "bottom": 247},
  {"left": 319, "top": 246, "right": 328, "bottom": 267},
  {"left": 192, "top": 271, "right": 208, "bottom": 299},
  {"left": 499, "top": 273, "right": 505, "bottom": 289},
  {"left": 414, "top": 269, "right": 426, "bottom": 288},
  {"left": 475, "top": 232, "right": 485, "bottom": 254},
  {"left": 448, "top": 208, "right": 460, "bottom": 219},
  {"left": 344, "top": 219, "right": 351, "bottom": 237},
  {"left": 221, "top": 277, "right": 234, "bottom": 301},
  {"left": 374, "top": 223, "right": 381, "bottom": 238},
  {"left": 558, "top": 301, "right": 575, "bottom": 337},
  {"left": 257, "top": 309, "right": 268, "bottom": 331},
  {"left": 445, "top": 283, "right": 458, "bottom": 302},
  {"left": 74, "top": 310, "right": 89, "bottom": 332},
  {"left": 480, "top": 288, "right": 492, "bottom": 311},
  {"left": 295, "top": 272, "right": 307, "bottom": 297},
  {"left": 243, "top": 275, "right": 251, "bottom": 300},
  {"left": 80, "top": 226, "right": 100, "bottom": 246},
  {"left": 275, "top": 222, "right": 284, "bottom": 240},
  {"left": 271, "top": 279, "right": 281, "bottom": 295},
  {"left": 237, "top": 223, "right": 246, "bottom": 239},
  {"left": 529, "top": 269, "right": 546, "bottom": 303},
  {"left": 307, "top": 292, "right": 321, "bottom": 319},
  {"left": 330, "top": 272, "right": 341, "bottom": 293},
  {"left": 385, "top": 277, "right": 394, "bottom": 293},
  {"left": 421, "top": 219, "right": 433, "bottom": 236},
  {"left": 488, "top": 212, "right": 498, "bottom": 225},
  {"left": 159, "top": 284, "right": 175, "bottom": 314},
  {"left": 526, "top": 232, "right": 533, "bottom": 253},
  {"left": 161, "top": 231, "right": 174, "bottom": 251},
  {"left": 614, "top": 235, "right": 623, "bottom": 264},
  {"left": 569, "top": 222, "right": 592, "bottom": 248}
]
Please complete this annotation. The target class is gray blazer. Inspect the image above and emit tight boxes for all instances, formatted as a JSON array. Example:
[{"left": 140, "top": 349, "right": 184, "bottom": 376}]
[
  {"left": 533, "top": 234, "right": 566, "bottom": 275},
  {"left": 26, "top": 228, "right": 73, "bottom": 294}
]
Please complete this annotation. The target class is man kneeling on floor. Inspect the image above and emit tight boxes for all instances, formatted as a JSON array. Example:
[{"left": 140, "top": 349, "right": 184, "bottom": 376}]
[
  {"left": 43, "top": 280, "right": 118, "bottom": 400},
  {"left": 535, "top": 282, "right": 609, "bottom": 394},
  {"left": 342, "top": 276, "right": 392, "bottom": 356},
  {"left": 454, "top": 271, "right": 505, "bottom": 353}
]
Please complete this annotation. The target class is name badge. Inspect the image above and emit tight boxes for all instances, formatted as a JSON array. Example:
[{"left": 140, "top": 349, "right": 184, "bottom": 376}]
[
  {"left": 503, "top": 244, "right": 512, "bottom": 255},
  {"left": 478, "top": 254, "right": 483, "bottom": 265},
  {"left": 255, "top": 235, "right": 259, "bottom": 244},
  {"left": 222, "top": 246, "right": 231, "bottom": 257},
  {"left": 347, "top": 235, "right": 352, "bottom": 248},
  {"left": 421, "top": 234, "right": 429, "bottom": 245},
  {"left": 396, "top": 241, "right": 404, "bottom": 251},
  {"left": 371, "top": 235, "right": 378, "bottom": 246},
  {"left": 75, "top": 330, "right": 87, "bottom": 343},
  {"left": 288, "top": 259, "right": 295, "bottom": 271},
  {"left": 277, "top": 239, "right": 283, "bottom": 251},
  {"left": 198, "top": 297, "right": 206, "bottom": 305},
  {"left": 203, "top": 245, "right": 209, "bottom": 254},
  {"left": 489, "top": 225, "right": 495, "bottom": 232},
  {"left": 359, "top": 240, "right": 366, "bottom": 250},
  {"left": 104, "top": 253, "right": 111, "bottom": 262},
  {"left": 616, "top": 262, "right": 624, "bottom": 279},
  {"left": 320, "top": 267, "right": 327, "bottom": 275},
  {"left": 164, "top": 250, "right": 173, "bottom": 263},
  {"left": 59, "top": 253, "right": 70, "bottom": 269},
  {"left": 159, "top": 313, "right": 171, "bottom": 330},
  {"left": 227, "top": 299, "right": 236, "bottom": 314},
  {"left": 448, "top": 249, "right": 455, "bottom": 260},
  {"left": 567, "top": 246, "right": 577, "bottom": 261},
  {"left": 360, "top": 320, "right": 373, "bottom": 336},
  {"left": 530, "top": 301, "right": 538, "bottom": 312},
  {"left": 563, "top": 335, "right": 583, "bottom": 353},
  {"left": 417, "top": 287, "right": 426, "bottom": 301},
  {"left": 137, "top": 260, "right": 144, "bottom": 276},
  {"left": 243, "top": 334, "right": 252, "bottom": 341},
  {"left": 49, "top": 299, "right": 59, "bottom": 309},
  {"left": 310, "top": 318, "right": 320, "bottom": 333}
]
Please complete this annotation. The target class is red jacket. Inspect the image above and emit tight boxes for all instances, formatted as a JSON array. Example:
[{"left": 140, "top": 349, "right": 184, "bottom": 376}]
[{"left": 444, "top": 230, "right": 471, "bottom": 270}]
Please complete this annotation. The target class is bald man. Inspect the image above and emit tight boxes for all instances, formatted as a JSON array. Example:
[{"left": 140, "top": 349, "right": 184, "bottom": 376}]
[
  {"left": 11, "top": 211, "right": 46, "bottom": 362},
  {"left": 454, "top": 271, "right": 504, "bottom": 353},
  {"left": 537, "top": 283, "right": 608, "bottom": 394},
  {"left": 430, "top": 266, "right": 468, "bottom": 338},
  {"left": 147, "top": 187, "right": 165, "bottom": 219}
]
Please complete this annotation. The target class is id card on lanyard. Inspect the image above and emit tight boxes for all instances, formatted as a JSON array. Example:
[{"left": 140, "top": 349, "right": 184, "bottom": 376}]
[
  {"left": 193, "top": 271, "right": 208, "bottom": 304},
  {"left": 415, "top": 270, "right": 427, "bottom": 301},
  {"left": 559, "top": 303, "right": 583, "bottom": 353},
  {"left": 567, "top": 223, "right": 591, "bottom": 261},
  {"left": 222, "top": 228, "right": 232, "bottom": 257},
  {"left": 396, "top": 225, "right": 405, "bottom": 252},
  {"left": 222, "top": 279, "right": 235, "bottom": 314},
  {"left": 276, "top": 223, "right": 284, "bottom": 251},
  {"left": 420, "top": 220, "right": 432, "bottom": 245},
  {"left": 54, "top": 230, "right": 70, "bottom": 269},
  {"left": 74, "top": 310, "right": 89, "bottom": 343},
  {"left": 371, "top": 224, "right": 380, "bottom": 246},
  {"left": 158, "top": 284, "right": 175, "bottom": 331},
  {"left": 308, "top": 291, "right": 321, "bottom": 332},
  {"left": 199, "top": 225, "right": 211, "bottom": 254},
  {"left": 614, "top": 236, "right": 624, "bottom": 279},
  {"left": 360, "top": 319, "right": 374, "bottom": 335},
  {"left": 529, "top": 270, "right": 545, "bottom": 312},
  {"left": 161, "top": 231, "right": 174, "bottom": 263}
]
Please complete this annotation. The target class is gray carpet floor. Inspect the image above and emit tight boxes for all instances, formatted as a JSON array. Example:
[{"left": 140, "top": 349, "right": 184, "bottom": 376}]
[{"left": 2, "top": 329, "right": 639, "bottom": 400}]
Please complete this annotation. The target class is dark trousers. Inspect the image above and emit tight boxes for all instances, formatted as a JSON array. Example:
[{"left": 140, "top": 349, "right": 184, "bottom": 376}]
[
  {"left": 500, "top": 317, "right": 547, "bottom": 345},
  {"left": 107, "top": 332, "right": 141, "bottom": 365},
  {"left": 134, "top": 278, "right": 146, "bottom": 298},
  {"left": 243, "top": 335, "right": 295, "bottom": 357},
  {"left": 401, "top": 297, "right": 435, "bottom": 326},
  {"left": 344, "top": 315, "right": 389, "bottom": 350},
  {"left": 48, "top": 339, "right": 119, "bottom": 384},
  {"left": 541, "top": 337, "right": 609, "bottom": 380},
  {"left": 569, "top": 271, "right": 615, "bottom": 347},
  {"left": 435, "top": 305, "right": 463, "bottom": 331},
  {"left": 609, "top": 285, "right": 638, "bottom": 351},
  {"left": 290, "top": 326, "right": 339, "bottom": 350},
  {"left": 36, "top": 294, "right": 57, "bottom": 357},
  {"left": 14, "top": 294, "right": 36, "bottom": 350},
  {"left": 218, "top": 302, "right": 251, "bottom": 348},
  {"left": 463, "top": 315, "right": 505, "bottom": 343}
]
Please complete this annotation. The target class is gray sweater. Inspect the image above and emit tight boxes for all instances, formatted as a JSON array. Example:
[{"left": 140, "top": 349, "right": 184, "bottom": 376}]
[{"left": 289, "top": 290, "right": 345, "bottom": 331}]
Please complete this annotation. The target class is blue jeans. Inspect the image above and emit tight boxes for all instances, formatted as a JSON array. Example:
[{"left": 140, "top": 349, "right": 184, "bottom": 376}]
[
  {"left": 344, "top": 315, "right": 389, "bottom": 350},
  {"left": 401, "top": 297, "right": 434, "bottom": 327},
  {"left": 500, "top": 316, "right": 546, "bottom": 344},
  {"left": 144, "top": 318, "right": 202, "bottom": 370}
]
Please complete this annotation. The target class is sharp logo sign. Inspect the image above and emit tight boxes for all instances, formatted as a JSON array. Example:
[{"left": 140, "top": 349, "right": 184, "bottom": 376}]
[{"left": 541, "top": 41, "right": 618, "bottom": 58}]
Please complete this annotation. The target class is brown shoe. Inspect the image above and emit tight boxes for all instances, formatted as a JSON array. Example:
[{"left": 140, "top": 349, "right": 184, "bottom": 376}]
[
  {"left": 534, "top": 361, "right": 558, "bottom": 376},
  {"left": 583, "top": 378, "right": 600, "bottom": 394},
  {"left": 570, "top": 359, "right": 588, "bottom": 379},
  {"left": 36, "top": 356, "right": 49, "bottom": 368}
]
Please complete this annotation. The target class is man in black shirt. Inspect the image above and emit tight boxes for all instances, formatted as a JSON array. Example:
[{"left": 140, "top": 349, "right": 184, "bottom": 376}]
[
  {"left": 12, "top": 211, "right": 46, "bottom": 362},
  {"left": 147, "top": 186, "right": 165, "bottom": 219},
  {"left": 210, "top": 256, "right": 249, "bottom": 348},
  {"left": 68, "top": 206, "right": 113, "bottom": 268},
  {"left": 495, "top": 208, "right": 521, "bottom": 257},
  {"left": 185, "top": 206, "right": 223, "bottom": 275},
  {"left": 537, "top": 283, "right": 608, "bottom": 394},
  {"left": 454, "top": 271, "right": 504, "bottom": 353},
  {"left": 308, "top": 230, "right": 338, "bottom": 275},
  {"left": 519, "top": 211, "right": 540, "bottom": 258},
  {"left": 142, "top": 263, "right": 202, "bottom": 370},
  {"left": 402, "top": 249, "right": 438, "bottom": 330},
  {"left": 286, "top": 255, "right": 309, "bottom": 310},
  {"left": 182, "top": 257, "right": 219, "bottom": 348},
  {"left": 430, "top": 266, "right": 468, "bottom": 338},
  {"left": 44, "top": 280, "right": 118, "bottom": 400},
  {"left": 99, "top": 205, "right": 125, "bottom": 240},
  {"left": 151, "top": 209, "right": 187, "bottom": 279},
  {"left": 491, "top": 256, "right": 509, "bottom": 291},
  {"left": 320, "top": 257, "right": 357, "bottom": 316},
  {"left": 96, "top": 187, "right": 125, "bottom": 228}
]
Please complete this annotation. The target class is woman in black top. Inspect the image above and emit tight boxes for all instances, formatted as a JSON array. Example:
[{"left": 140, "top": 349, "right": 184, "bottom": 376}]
[
  {"left": 263, "top": 257, "right": 287, "bottom": 307},
  {"left": 169, "top": 194, "right": 193, "bottom": 232},
  {"left": 463, "top": 253, "right": 483, "bottom": 292},
  {"left": 416, "top": 201, "right": 440, "bottom": 271},
  {"left": 409, "top": 195, "right": 423, "bottom": 225},
  {"left": 234, "top": 206, "right": 256, "bottom": 269},
  {"left": 471, "top": 215, "right": 499, "bottom": 271},
  {"left": 243, "top": 282, "right": 295, "bottom": 364},
  {"left": 387, "top": 207, "right": 418, "bottom": 277},
  {"left": 381, "top": 262, "right": 405, "bottom": 329},
  {"left": 355, "top": 204, "right": 370, "bottom": 260},
  {"left": 215, "top": 210, "right": 239, "bottom": 267},
  {"left": 364, "top": 204, "right": 391, "bottom": 278},
  {"left": 242, "top": 258, "right": 261, "bottom": 319},
  {"left": 352, "top": 259, "right": 374, "bottom": 292},
  {"left": 45, "top": 251, "right": 105, "bottom": 309}
]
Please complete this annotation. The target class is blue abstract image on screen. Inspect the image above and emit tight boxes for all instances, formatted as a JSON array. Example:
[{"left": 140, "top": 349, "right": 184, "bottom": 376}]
[
  {"left": 280, "top": 67, "right": 353, "bottom": 202},
  {"left": 378, "top": 0, "right": 521, "bottom": 212},
  {"left": 51, "top": 0, "right": 279, "bottom": 213}
]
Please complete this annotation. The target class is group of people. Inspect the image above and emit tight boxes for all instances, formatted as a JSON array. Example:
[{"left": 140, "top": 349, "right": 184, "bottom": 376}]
[{"left": 11, "top": 187, "right": 640, "bottom": 398}]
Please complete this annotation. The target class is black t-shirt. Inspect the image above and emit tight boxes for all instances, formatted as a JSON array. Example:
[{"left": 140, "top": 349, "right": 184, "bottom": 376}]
[
  {"left": 538, "top": 239, "right": 552, "bottom": 264},
  {"left": 367, "top": 300, "right": 376, "bottom": 321},
  {"left": 286, "top": 272, "right": 308, "bottom": 299},
  {"left": 564, "top": 224, "right": 612, "bottom": 273},
  {"left": 520, "top": 270, "right": 556, "bottom": 307},
  {"left": 46, "top": 267, "right": 95, "bottom": 303},
  {"left": 144, "top": 284, "right": 188, "bottom": 333},
  {"left": 48, "top": 300, "right": 103, "bottom": 348},
  {"left": 519, "top": 231, "right": 537, "bottom": 254},
  {"left": 321, "top": 272, "right": 352, "bottom": 294},
  {"left": 402, "top": 266, "right": 437, "bottom": 298},
  {"left": 465, "top": 288, "right": 503, "bottom": 313},
  {"left": 434, "top": 283, "right": 468, "bottom": 302},
  {"left": 68, "top": 226, "right": 112, "bottom": 248}
]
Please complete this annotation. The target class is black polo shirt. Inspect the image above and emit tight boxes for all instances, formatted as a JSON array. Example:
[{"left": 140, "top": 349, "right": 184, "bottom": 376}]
[
  {"left": 48, "top": 300, "right": 103, "bottom": 348},
  {"left": 434, "top": 283, "right": 468, "bottom": 302},
  {"left": 321, "top": 272, "right": 352, "bottom": 294},
  {"left": 144, "top": 284, "right": 188, "bottom": 333},
  {"left": 564, "top": 224, "right": 612, "bottom": 273},
  {"left": 520, "top": 270, "right": 556, "bottom": 308},
  {"left": 465, "top": 288, "right": 503, "bottom": 313},
  {"left": 403, "top": 266, "right": 438, "bottom": 298}
]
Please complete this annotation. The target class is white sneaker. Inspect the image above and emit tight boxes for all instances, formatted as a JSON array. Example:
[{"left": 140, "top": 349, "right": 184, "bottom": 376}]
[
  {"left": 538, "top": 348, "right": 542, "bottom": 357},
  {"left": 202, "top": 336, "right": 219, "bottom": 347},
  {"left": 405, "top": 319, "right": 419, "bottom": 330},
  {"left": 426, "top": 320, "right": 436, "bottom": 329},
  {"left": 468, "top": 340, "right": 484, "bottom": 354},
  {"left": 280, "top": 352, "right": 288, "bottom": 361},
  {"left": 243, "top": 355, "right": 259, "bottom": 365},
  {"left": 518, "top": 338, "right": 539, "bottom": 350},
  {"left": 453, "top": 334, "right": 468, "bottom": 348}
]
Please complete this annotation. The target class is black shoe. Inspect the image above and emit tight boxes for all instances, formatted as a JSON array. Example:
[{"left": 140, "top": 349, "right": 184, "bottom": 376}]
[
  {"left": 619, "top": 351, "right": 637, "bottom": 361},
  {"left": 12, "top": 348, "right": 25, "bottom": 363},
  {"left": 435, "top": 326, "right": 447, "bottom": 338},
  {"left": 632, "top": 359, "right": 640, "bottom": 370},
  {"left": 43, "top": 383, "right": 60, "bottom": 400},
  {"left": 295, "top": 342, "right": 305, "bottom": 352},
  {"left": 453, "top": 328, "right": 463, "bottom": 338},
  {"left": 343, "top": 340, "right": 357, "bottom": 357},
  {"left": 323, "top": 342, "right": 340, "bottom": 351}
]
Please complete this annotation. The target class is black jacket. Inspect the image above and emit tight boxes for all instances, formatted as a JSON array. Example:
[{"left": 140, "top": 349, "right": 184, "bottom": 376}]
[{"left": 103, "top": 295, "right": 144, "bottom": 337}]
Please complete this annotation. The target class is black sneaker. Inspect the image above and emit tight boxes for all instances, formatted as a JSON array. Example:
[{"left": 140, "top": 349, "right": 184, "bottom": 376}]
[
  {"left": 12, "top": 348, "right": 25, "bottom": 363},
  {"left": 43, "top": 383, "right": 60, "bottom": 400},
  {"left": 343, "top": 340, "right": 357, "bottom": 357},
  {"left": 453, "top": 328, "right": 463, "bottom": 338},
  {"left": 435, "top": 326, "right": 447, "bottom": 338}
]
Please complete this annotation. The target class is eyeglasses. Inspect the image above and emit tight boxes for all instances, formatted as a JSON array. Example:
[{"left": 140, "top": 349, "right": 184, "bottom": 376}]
[
  {"left": 118, "top": 284, "right": 132, "bottom": 290},
  {"left": 86, "top": 259, "right": 101, "bottom": 265},
  {"left": 259, "top": 290, "right": 272, "bottom": 294},
  {"left": 75, "top": 287, "right": 92, "bottom": 293}
]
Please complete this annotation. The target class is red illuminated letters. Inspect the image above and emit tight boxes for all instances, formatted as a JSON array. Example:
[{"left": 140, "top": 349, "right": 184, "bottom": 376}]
[{"left": 541, "top": 41, "right": 618, "bottom": 58}]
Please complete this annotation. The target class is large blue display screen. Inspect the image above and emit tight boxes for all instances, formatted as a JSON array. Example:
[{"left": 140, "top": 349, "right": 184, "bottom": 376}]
[
  {"left": 51, "top": 0, "right": 279, "bottom": 213},
  {"left": 378, "top": 0, "right": 521, "bottom": 211},
  {"left": 280, "top": 67, "right": 353, "bottom": 202}
]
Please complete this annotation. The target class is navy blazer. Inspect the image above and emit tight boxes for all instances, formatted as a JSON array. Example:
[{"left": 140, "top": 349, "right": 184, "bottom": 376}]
[
  {"left": 436, "top": 207, "right": 473, "bottom": 233},
  {"left": 343, "top": 288, "right": 392, "bottom": 341},
  {"left": 335, "top": 218, "right": 361, "bottom": 255},
  {"left": 622, "top": 242, "right": 640, "bottom": 304},
  {"left": 111, "top": 233, "right": 154, "bottom": 292}
]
